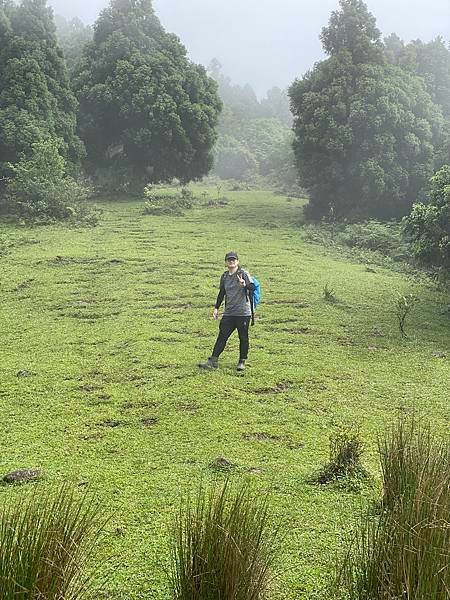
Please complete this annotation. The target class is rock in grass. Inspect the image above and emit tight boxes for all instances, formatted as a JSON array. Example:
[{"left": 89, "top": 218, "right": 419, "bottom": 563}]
[
  {"left": 431, "top": 351, "right": 446, "bottom": 358},
  {"left": 3, "top": 468, "right": 41, "bottom": 484},
  {"left": 16, "top": 370, "right": 36, "bottom": 378}
]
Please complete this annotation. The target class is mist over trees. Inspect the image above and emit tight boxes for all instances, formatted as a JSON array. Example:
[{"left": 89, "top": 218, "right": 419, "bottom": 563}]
[
  {"left": 208, "top": 59, "right": 297, "bottom": 189},
  {"left": 54, "top": 14, "right": 92, "bottom": 76},
  {"left": 0, "top": 0, "right": 448, "bottom": 258},
  {"left": 289, "top": 0, "right": 446, "bottom": 221}
]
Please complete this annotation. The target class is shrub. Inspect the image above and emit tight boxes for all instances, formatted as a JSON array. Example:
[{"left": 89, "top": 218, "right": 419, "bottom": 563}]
[
  {"left": 337, "top": 417, "right": 450, "bottom": 599},
  {"left": 337, "top": 221, "right": 406, "bottom": 255},
  {"left": 404, "top": 164, "right": 450, "bottom": 272},
  {"left": 313, "top": 425, "right": 368, "bottom": 487},
  {"left": 323, "top": 283, "right": 337, "bottom": 303},
  {"left": 4, "top": 139, "right": 94, "bottom": 223},
  {"left": 0, "top": 484, "right": 105, "bottom": 599},
  {"left": 143, "top": 186, "right": 197, "bottom": 216},
  {"left": 170, "top": 479, "right": 278, "bottom": 600},
  {"left": 301, "top": 220, "right": 409, "bottom": 263}
]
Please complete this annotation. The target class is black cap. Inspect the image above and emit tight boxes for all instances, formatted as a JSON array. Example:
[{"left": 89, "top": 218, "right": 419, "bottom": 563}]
[{"left": 225, "top": 251, "right": 239, "bottom": 261}]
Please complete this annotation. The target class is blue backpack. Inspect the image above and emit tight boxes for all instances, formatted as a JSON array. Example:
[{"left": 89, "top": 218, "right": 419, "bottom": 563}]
[
  {"left": 247, "top": 274, "right": 261, "bottom": 325},
  {"left": 251, "top": 276, "right": 261, "bottom": 309}
]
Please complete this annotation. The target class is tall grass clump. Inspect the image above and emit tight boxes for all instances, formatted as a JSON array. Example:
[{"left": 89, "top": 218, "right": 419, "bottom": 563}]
[
  {"left": 313, "top": 425, "right": 368, "bottom": 489},
  {"left": 170, "top": 479, "right": 278, "bottom": 600},
  {"left": 337, "top": 417, "right": 450, "bottom": 599},
  {"left": 0, "top": 484, "right": 104, "bottom": 599}
]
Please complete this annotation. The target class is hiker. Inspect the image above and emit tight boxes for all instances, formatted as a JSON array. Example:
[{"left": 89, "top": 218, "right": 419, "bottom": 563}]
[{"left": 199, "top": 252, "right": 255, "bottom": 372}]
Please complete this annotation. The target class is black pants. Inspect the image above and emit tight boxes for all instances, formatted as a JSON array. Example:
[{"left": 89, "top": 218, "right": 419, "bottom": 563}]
[{"left": 212, "top": 316, "right": 250, "bottom": 361}]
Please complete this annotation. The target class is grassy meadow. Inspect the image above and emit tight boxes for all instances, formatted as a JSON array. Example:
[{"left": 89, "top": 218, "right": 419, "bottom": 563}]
[{"left": 0, "top": 188, "right": 448, "bottom": 599}]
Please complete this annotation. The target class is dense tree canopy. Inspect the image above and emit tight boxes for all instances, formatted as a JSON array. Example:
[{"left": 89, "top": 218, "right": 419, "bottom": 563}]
[
  {"left": 405, "top": 165, "right": 450, "bottom": 270},
  {"left": 320, "top": 0, "right": 383, "bottom": 64},
  {"left": 73, "top": 0, "right": 222, "bottom": 185},
  {"left": 0, "top": 0, "right": 83, "bottom": 185},
  {"left": 289, "top": 0, "right": 443, "bottom": 220},
  {"left": 385, "top": 36, "right": 450, "bottom": 119}
]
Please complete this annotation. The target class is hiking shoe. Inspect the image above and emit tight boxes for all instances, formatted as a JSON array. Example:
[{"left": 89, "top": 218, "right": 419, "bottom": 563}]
[
  {"left": 236, "top": 360, "right": 246, "bottom": 372},
  {"left": 198, "top": 357, "right": 218, "bottom": 369}
]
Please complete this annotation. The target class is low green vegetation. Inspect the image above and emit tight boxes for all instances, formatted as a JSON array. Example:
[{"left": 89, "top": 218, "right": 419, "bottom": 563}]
[
  {"left": 313, "top": 425, "right": 369, "bottom": 489},
  {"left": 337, "top": 417, "right": 450, "bottom": 599},
  {"left": 0, "top": 188, "right": 448, "bottom": 598},
  {"left": 405, "top": 164, "right": 450, "bottom": 272},
  {"left": 1, "top": 139, "right": 94, "bottom": 225},
  {"left": 171, "top": 479, "right": 276, "bottom": 600},
  {"left": 0, "top": 485, "right": 103, "bottom": 599}
]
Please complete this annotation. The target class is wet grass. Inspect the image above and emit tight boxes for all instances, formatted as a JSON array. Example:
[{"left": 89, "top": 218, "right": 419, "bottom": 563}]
[{"left": 0, "top": 187, "right": 448, "bottom": 598}]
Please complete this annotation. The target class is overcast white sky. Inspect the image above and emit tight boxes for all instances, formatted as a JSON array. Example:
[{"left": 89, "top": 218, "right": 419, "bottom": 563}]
[{"left": 48, "top": 0, "right": 450, "bottom": 96}]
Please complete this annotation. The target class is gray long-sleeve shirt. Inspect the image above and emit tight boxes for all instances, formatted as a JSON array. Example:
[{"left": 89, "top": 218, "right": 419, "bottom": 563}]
[{"left": 215, "top": 270, "right": 254, "bottom": 317}]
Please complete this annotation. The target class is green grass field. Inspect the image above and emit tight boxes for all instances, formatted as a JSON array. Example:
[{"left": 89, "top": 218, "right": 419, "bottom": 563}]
[{"left": 0, "top": 189, "right": 448, "bottom": 599}]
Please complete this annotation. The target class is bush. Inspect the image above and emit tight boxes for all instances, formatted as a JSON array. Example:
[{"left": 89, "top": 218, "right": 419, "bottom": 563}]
[
  {"left": 337, "top": 417, "right": 450, "bottom": 599},
  {"left": 337, "top": 221, "right": 406, "bottom": 255},
  {"left": 323, "top": 283, "right": 337, "bottom": 303},
  {"left": 404, "top": 165, "right": 450, "bottom": 272},
  {"left": 170, "top": 479, "right": 278, "bottom": 600},
  {"left": 4, "top": 139, "right": 94, "bottom": 224},
  {"left": 313, "top": 425, "right": 368, "bottom": 488},
  {"left": 300, "top": 220, "right": 412, "bottom": 270},
  {"left": 0, "top": 484, "right": 104, "bottom": 599},
  {"left": 143, "top": 186, "right": 197, "bottom": 216}
]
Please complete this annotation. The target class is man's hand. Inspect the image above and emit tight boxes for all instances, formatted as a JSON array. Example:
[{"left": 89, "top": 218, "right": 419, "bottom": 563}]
[
  {"left": 213, "top": 308, "right": 219, "bottom": 319},
  {"left": 237, "top": 273, "right": 246, "bottom": 286}
]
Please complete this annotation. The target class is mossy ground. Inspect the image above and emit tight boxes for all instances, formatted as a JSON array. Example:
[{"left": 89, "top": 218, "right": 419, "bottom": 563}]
[{"left": 0, "top": 189, "right": 448, "bottom": 598}]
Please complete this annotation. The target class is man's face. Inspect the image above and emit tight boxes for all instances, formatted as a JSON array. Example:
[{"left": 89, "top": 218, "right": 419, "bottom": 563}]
[{"left": 226, "top": 257, "right": 238, "bottom": 268}]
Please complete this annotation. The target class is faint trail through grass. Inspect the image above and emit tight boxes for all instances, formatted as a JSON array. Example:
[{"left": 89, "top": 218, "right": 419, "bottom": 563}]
[{"left": 0, "top": 189, "right": 448, "bottom": 598}]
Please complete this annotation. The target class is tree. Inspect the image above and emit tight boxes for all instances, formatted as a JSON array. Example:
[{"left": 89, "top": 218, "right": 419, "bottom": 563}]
[
  {"left": 260, "top": 86, "right": 292, "bottom": 125},
  {"left": 383, "top": 33, "right": 404, "bottom": 65},
  {"left": 213, "top": 135, "right": 258, "bottom": 181},
  {"left": 54, "top": 14, "right": 93, "bottom": 76},
  {"left": 404, "top": 165, "right": 450, "bottom": 270},
  {"left": 320, "top": 0, "right": 384, "bottom": 65},
  {"left": 387, "top": 37, "right": 450, "bottom": 119},
  {"left": 0, "top": 0, "right": 83, "bottom": 187},
  {"left": 236, "top": 118, "right": 291, "bottom": 168},
  {"left": 73, "top": 0, "right": 221, "bottom": 186},
  {"left": 208, "top": 61, "right": 297, "bottom": 189},
  {"left": 384, "top": 35, "right": 450, "bottom": 169},
  {"left": 289, "top": 0, "right": 443, "bottom": 220},
  {"left": 208, "top": 59, "right": 263, "bottom": 125}
]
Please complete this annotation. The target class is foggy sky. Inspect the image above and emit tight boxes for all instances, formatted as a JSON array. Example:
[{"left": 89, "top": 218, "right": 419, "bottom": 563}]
[{"left": 48, "top": 0, "right": 450, "bottom": 96}]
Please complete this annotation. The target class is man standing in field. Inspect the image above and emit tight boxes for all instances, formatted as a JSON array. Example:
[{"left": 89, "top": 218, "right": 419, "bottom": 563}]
[{"left": 199, "top": 252, "right": 255, "bottom": 372}]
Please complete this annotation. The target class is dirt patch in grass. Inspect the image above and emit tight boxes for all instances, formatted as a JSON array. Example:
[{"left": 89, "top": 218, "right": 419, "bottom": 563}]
[
  {"left": 80, "top": 431, "right": 105, "bottom": 441},
  {"left": 178, "top": 403, "right": 199, "bottom": 412},
  {"left": 141, "top": 417, "right": 158, "bottom": 427},
  {"left": 337, "top": 336, "right": 356, "bottom": 346},
  {"left": 242, "top": 432, "right": 282, "bottom": 442},
  {"left": 46, "top": 256, "right": 97, "bottom": 266},
  {"left": 279, "top": 326, "right": 311, "bottom": 334},
  {"left": 122, "top": 401, "right": 160, "bottom": 410},
  {"left": 13, "top": 278, "right": 35, "bottom": 292},
  {"left": 254, "top": 380, "right": 294, "bottom": 395},
  {"left": 96, "top": 419, "right": 127, "bottom": 428}
]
